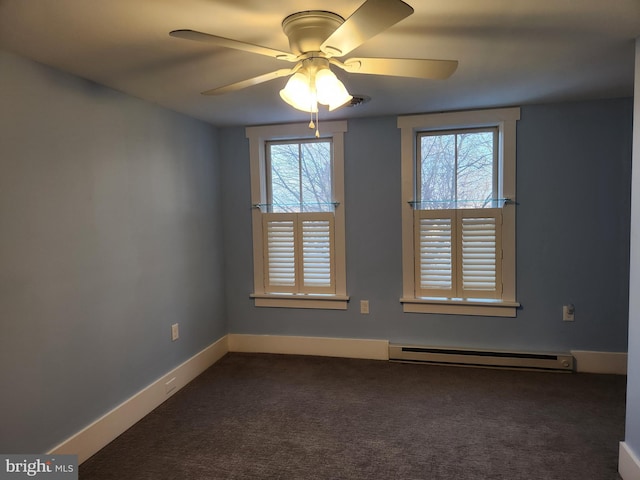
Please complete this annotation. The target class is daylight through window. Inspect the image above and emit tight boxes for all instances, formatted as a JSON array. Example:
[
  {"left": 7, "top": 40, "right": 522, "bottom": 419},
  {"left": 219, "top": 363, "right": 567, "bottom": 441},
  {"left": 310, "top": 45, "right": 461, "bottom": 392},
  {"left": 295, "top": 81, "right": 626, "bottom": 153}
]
[
  {"left": 399, "top": 108, "right": 520, "bottom": 317},
  {"left": 267, "top": 140, "right": 333, "bottom": 213},
  {"left": 246, "top": 121, "right": 348, "bottom": 309},
  {"left": 417, "top": 128, "right": 497, "bottom": 209}
]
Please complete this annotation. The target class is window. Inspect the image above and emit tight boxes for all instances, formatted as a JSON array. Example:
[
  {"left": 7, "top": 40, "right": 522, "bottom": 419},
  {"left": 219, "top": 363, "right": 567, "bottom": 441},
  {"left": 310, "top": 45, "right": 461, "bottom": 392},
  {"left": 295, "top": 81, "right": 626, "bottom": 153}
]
[
  {"left": 264, "top": 139, "right": 334, "bottom": 294},
  {"left": 418, "top": 128, "right": 497, "bottom": 210},
  {"left": 246, "top": 121, "right": 348, "bottom": 309},
  {"left": 267, "top": 140, "right": 333, "bottom": 213},
  {"left": 398, "top": 108, "right": 520, "bottom": 316}
]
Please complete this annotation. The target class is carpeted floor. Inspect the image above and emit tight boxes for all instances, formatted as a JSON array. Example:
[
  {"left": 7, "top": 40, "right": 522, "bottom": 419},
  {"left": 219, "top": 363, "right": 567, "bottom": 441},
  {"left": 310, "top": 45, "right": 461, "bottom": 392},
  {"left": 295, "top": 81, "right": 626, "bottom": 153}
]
[{"left": 80, "top": 353, "right": 626, "bottom": 479}]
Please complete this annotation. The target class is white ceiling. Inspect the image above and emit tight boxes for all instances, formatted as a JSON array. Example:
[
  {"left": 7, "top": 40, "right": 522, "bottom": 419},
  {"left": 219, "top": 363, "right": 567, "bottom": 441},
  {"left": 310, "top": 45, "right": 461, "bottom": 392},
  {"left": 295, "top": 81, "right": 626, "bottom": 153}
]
[{"left": 1, "top": 0, "right": 638, "bottom": 127}]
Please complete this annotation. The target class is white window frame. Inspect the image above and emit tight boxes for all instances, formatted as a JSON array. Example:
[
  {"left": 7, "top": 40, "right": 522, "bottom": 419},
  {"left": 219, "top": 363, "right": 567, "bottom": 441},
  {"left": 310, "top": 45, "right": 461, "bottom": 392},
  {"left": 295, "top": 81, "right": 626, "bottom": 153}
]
[
  {"left": 246, "top": 121, "right": 348, "bottom": 309},
  {"left": 398, "top": 108, "right": 520, "bottom": 317}
]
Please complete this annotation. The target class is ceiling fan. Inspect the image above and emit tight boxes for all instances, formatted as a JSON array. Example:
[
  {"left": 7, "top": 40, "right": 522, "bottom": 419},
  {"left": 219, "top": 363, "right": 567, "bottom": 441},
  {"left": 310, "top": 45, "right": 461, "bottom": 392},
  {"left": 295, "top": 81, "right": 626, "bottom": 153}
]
[{"left": 170, "top": 0, "right": 458, "bottom": 116}]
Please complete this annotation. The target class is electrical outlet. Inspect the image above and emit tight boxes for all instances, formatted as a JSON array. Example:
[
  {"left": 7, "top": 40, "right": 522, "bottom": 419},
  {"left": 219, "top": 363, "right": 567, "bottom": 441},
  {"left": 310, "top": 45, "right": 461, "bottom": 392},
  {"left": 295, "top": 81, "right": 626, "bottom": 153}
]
[
  {"left": 171, "top": 323, "right": 179, "bottom": 341},
  {"left": 360, "top": 300, "right": 369, "bottom": 314},
  {"left": 563, "top": 305, "right": 575, "bottom": 321}
]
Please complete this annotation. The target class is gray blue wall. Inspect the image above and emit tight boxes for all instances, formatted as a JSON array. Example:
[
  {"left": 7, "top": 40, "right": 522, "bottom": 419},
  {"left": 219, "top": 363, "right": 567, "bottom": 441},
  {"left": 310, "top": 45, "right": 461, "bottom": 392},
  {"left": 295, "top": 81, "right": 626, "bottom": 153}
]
[
  {"left": 624, "top": 38, "right": 640, "bottom": 464},
  {"left": 1, "top": 48, "right": 633, "bottom": 456},
  {"left": 0, "top": 51, "right": 226, "bottom": 453},
  {"left": 222, "top": 99, "right": 632, "bottom": 353}
]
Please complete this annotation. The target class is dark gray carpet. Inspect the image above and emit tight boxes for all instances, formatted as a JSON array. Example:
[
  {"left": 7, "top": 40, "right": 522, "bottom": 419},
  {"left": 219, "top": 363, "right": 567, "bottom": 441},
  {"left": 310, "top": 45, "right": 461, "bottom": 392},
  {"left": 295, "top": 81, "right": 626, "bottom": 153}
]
[{"left": 80, "top": 353, "right": 626, "bottom": 479}]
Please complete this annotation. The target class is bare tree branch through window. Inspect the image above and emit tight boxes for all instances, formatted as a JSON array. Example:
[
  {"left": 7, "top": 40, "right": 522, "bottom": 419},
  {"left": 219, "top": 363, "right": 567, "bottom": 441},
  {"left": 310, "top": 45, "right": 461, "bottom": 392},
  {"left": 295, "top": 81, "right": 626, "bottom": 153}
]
[
  {"left": 418, "top": 129, "right": 496, "bottom": 209},
  {"left": 268, "top": 140, "right": 333, "bottom": 212}
]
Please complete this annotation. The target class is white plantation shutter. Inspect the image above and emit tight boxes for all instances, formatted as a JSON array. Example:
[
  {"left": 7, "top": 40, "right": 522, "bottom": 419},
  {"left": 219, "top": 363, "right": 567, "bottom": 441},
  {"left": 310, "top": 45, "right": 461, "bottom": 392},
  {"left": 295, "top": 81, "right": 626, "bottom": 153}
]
[
  {"left": 301, "top": 216, "right": 334, "bottom": 293},
  {"left": 415, "top": 211, "right": 454, "bottom": 297},
  {"left": 247, "top": 121, "right": 347, "bottom": 309},
  {"left": 459, "top": 209, "right": 502, "bottom": 298},
  {"left": 264, "top": 212, "right": 335, "bottom": 294},
  {"left": 415, "top": 208, "right": 502, "bottom": 299},
  {"left": 264, "top": 214, "right": 296, "bottom": 291}
]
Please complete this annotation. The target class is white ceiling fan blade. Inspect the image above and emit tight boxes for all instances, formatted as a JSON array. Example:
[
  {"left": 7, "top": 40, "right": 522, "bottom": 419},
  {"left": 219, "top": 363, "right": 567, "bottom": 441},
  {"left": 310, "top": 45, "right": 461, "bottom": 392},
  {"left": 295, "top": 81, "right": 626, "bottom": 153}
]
[
  {"left": 341, "top": 57, "right": 458, "bottom": 79},
  {"left": 170, "top": 30, "right": 297, "bottom": 62},
  {"left": 201, "top": 68, "right": 295, "bottom": 95},
  {"left": 320, "top": 0, "right": 414, "bottom": 57}
]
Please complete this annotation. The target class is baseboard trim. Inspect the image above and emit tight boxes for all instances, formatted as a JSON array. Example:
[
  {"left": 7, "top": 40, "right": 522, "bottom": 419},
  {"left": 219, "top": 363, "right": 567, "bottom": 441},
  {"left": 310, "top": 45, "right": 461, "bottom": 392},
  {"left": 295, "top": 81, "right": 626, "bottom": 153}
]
[
  {"left": 45, "top": 336, "right": 624, "bottom": 464},
  {"left": 228, "top": 334, "right": 389, "bottom": 361},
  {"left": 619, "top": 442, "right": 640, "bottom": 479},
  {"left": 571, "top": 350, "right": 628, "bottom": 374},
  {"left": 48, "top": 335, "right": 229, "bottom": 464}
]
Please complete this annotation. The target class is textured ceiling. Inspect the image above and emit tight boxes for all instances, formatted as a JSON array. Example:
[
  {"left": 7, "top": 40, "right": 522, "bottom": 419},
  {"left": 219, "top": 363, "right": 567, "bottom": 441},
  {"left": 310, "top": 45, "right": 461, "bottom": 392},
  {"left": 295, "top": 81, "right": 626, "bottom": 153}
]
[{"left": 0, "top": 0, "right": 638, "bottom": 126}]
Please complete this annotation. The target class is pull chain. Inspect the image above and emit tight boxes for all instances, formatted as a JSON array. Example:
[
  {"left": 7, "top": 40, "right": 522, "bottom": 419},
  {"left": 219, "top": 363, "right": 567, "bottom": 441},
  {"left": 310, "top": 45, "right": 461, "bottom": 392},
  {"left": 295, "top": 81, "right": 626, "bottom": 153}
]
[{"left": 309, "top": 109, "right": 315, "bottom": 130}]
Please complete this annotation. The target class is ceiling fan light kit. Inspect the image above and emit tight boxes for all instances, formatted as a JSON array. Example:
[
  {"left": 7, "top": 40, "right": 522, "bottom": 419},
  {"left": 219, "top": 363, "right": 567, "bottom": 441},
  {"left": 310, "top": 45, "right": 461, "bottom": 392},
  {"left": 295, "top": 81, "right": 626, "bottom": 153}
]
[
  {"left": 279, "top": 72, "right": 318, "bottom": 112},
  {"left": 279, "top": 57, "right": 353, "bottom": 113},
  {"left": 170, "top": 0, "right": 458, "bottom": 126},
  {"left": 315, "top": 68, "right": 352, "bottom": 111}
]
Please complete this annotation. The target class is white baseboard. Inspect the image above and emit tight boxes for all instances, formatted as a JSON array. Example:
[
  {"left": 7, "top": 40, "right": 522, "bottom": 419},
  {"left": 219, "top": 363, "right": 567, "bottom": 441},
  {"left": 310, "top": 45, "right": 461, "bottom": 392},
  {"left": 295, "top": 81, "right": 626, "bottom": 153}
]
[
  {"left": 228, "top": 334, "right": 389, "bottom": 361},
  {"left": 48, "top": 335, "right": 229, "bottom": 464},
  {"left": 620, "top": 442, "right": 640, "bottom": 479},
  {"left": 46, "top": 335, "right": 624, "bottom": 465},
  {"left": 571, "top": 350, "right": 628, "bottom": 374}
]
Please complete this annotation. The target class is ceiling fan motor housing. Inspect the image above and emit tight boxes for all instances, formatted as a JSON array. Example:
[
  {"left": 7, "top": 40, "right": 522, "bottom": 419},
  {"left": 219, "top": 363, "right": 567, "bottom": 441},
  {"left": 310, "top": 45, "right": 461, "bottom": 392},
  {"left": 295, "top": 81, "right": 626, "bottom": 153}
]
[
  {"left": 170, "top": 0, "right": 457, "bottom": 98},
  {"left": 281, "top": 11, "right": 345, "bottom": 56}
]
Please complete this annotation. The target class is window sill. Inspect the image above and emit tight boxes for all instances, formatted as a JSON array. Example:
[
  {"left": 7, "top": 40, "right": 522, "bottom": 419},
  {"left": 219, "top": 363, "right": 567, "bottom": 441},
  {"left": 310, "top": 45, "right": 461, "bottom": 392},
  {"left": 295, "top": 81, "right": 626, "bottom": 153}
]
[
  {"left": 251, "top": 293, "right": 349, "bottom": 310},
  {"left": 400, "top": 297, "right": 520, "bottom": 317}
]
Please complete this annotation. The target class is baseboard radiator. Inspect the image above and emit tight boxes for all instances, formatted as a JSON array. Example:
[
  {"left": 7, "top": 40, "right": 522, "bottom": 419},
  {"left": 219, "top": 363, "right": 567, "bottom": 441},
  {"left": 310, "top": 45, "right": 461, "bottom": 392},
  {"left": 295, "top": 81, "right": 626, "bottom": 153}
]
[{"left": 389, "top": 345, "right": 574, "bottom": 372}]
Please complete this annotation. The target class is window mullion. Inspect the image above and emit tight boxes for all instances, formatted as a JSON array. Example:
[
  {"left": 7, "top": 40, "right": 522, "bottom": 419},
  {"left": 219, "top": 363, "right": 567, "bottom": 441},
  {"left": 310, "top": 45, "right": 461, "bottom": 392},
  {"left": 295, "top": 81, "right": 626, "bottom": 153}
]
[
  {"left": 265, "top": 144, "right": 273, "bottom": 210},
  {"left": 298, "top": 143, "right": 303, "bottom": 212},
  {"left": 493, "top": 129, "right": 499, "bottom": 200},
  {"left": 415, "top": 135, "right": 422, "bottom": 204},
  {"left": 454, "top": 133, "right": 459, "bottom": 205}
]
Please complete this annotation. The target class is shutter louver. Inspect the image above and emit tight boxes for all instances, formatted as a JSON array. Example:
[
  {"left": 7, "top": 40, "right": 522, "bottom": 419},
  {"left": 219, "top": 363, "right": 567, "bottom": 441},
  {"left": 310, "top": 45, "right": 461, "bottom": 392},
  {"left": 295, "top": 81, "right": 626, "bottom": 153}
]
[
  {"left": 263, "top": 212, "right": 335, "bottom": 294},
  {"left": 414, "top": 208, "right": 502, "bottom": 299},
  {"left": 301, "top": 217, "right": 334, "bottom": 292},
  {"left": 415, "top": 211, "right": 454, "bottom": 296},
  {"left": 265, "top": 217, "right": 296, "bottom": 289},
  {"left": 461, "top": 216, "right": 497, "bottom": 293}
]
